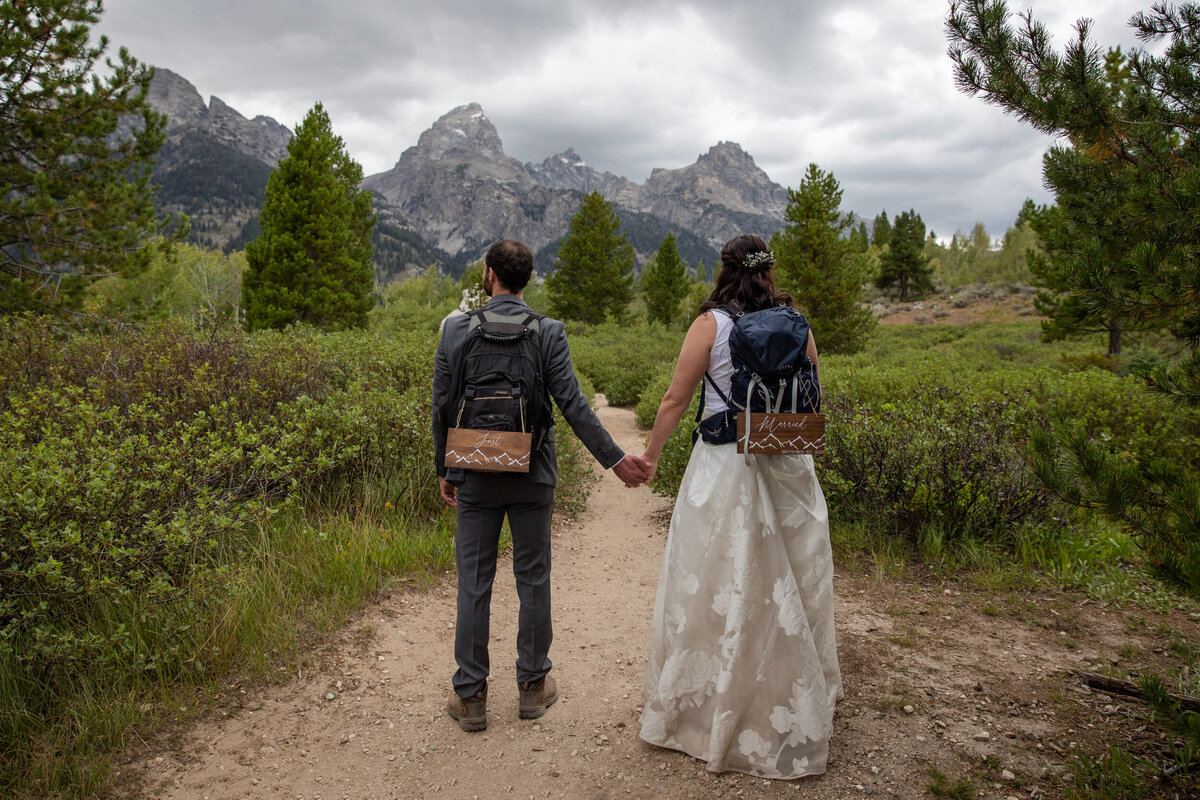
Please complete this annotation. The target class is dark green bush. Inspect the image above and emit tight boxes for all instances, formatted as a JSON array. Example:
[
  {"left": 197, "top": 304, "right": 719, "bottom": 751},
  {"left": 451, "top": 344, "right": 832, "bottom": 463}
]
[{"left": 819, "top": 385, "right": 1051, "bottom": 541}]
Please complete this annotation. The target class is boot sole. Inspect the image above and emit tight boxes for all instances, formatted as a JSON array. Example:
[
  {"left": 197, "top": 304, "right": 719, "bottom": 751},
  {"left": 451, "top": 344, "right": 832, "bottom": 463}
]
[{"left": 447, "top": 708, "right": 487, "bottom": 732}]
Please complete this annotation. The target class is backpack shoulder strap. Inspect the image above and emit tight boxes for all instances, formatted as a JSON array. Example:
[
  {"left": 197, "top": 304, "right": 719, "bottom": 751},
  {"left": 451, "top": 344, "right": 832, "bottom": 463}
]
[
  {"left": 711, "top": 304, "right": 743, "bottom": 320},
  {"left": 470, "top": 308, "right": 543, "bottom": 341},
  {"left": 703, "top": 371, "right": 732, "bottom": 407}
]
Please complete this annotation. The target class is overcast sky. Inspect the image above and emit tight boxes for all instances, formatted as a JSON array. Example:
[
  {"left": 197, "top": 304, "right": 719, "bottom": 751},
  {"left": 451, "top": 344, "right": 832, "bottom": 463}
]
[{"left": 97, "top": 0, "right": 1148, "bottom": 240}]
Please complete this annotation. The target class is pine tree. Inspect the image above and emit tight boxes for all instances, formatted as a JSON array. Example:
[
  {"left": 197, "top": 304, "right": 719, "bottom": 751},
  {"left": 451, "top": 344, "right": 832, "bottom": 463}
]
[
  {"left": 871, "top": 211, "right": 892, "bottom": 248},
  {"left": 848, "top": 222, "right": 871, "bottom": 254},
  {"left": 876, "top": 209, "right": 934, "bottom": 300},
  {"left": 243, "top": 103, "right": 375, "bottom": 331},
  {"left": 770, "top": 163, "right": 875, "bottom": 354},
  {"left": 1022, "top": 51, "right": 1139, "bottom": 358},
  {"left": 1025, "top": 201, "right": 1128, "bottom": 356},
  {"left": 0, "top": 0, "right": 178, "bottom": 315},
  {"left": 546, "top": 191, "right": 634, "bottom": 324},
  {"left": 640, "top": 233, "right": 689, "bottom": 326},
  {"left": 949, "top": 1, "right": 1200, "bottom": 595}
]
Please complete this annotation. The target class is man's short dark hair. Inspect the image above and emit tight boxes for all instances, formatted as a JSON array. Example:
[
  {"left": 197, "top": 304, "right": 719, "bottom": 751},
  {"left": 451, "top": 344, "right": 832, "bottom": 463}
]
[{"left": 485, "top": 240, "right": 534, "bottom": 293}]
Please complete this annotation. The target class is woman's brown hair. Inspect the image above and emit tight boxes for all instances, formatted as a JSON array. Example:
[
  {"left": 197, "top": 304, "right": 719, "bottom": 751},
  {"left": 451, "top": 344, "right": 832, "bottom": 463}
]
[{"left": 698, "top": 233, "right": 792, "bottom": 315}]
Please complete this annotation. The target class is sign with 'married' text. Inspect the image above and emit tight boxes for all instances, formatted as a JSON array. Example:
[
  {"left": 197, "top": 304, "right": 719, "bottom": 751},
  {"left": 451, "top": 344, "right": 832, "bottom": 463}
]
[
  {"left": 445, "top": 428, "right": 533, "bottom": 473},
  {"left": 736, "top": 413, "right": 826, "bottom": 455}
]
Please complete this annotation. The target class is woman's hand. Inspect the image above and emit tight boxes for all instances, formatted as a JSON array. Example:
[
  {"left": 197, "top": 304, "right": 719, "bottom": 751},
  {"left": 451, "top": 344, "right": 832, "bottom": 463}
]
[{"left": 641, "top": 450, "right": 659, "bottom": 484}]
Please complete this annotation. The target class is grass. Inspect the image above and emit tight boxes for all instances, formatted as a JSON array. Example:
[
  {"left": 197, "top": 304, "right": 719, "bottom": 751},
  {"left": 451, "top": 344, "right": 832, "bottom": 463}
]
[
  {"left": 0, "top": 490, "right": 456, "bottom": 799},
  {"left": 1066, "top": 746, "right": 1152, "bottom": 800},
  {"left": 925, "top": 765, "right": 975, "bottom": 799},
  {"left": 831, "top": 510, "right": 1194, "bottom": 613},
  {"left": 830, "top": 520, "right": 909, "bottom": 579}
]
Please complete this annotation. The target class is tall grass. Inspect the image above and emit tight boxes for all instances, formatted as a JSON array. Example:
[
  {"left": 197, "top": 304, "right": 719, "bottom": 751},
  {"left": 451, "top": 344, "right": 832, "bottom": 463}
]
[{"left": 0, "top": 501, "right": 456, "bottom": 798}]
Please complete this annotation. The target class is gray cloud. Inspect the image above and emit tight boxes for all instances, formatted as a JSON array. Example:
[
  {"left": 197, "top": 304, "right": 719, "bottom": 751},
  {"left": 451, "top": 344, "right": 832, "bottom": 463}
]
[{"left": 98, "top": 0, "right": 1149, "bottom": 239}]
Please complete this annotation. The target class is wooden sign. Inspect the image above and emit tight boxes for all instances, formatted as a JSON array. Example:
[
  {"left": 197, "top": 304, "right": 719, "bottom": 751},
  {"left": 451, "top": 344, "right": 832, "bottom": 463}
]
[
  {"left": 736, "top": 413, "right": 825, "bottom": 455},
  {"left": 445, "top": 428, "right": 532, "bottom": 473}
]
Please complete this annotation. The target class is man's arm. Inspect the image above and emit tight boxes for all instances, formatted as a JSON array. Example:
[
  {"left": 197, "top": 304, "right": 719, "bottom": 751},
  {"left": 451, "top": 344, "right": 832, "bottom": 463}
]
[
  {"left": 432, "top": 327, "right": 454, "bottom": 479},
  {"left": 540, "top": 319, "right": 625, "bottom": 470}
]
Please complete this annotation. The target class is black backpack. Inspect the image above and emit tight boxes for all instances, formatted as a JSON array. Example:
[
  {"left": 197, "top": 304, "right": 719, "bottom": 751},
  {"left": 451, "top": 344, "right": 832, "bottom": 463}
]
[
  {"left": 695, "top": 304, "right": 820, "bottom": 445},
  {"left": 445, "top": 308, "right": 553, "bottom": 452}
]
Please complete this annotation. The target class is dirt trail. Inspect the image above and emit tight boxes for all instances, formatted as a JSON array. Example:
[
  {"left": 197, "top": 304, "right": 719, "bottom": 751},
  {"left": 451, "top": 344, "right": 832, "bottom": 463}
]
[{"left": 130, "top": 401, "right": 1193, "bottom": 800}]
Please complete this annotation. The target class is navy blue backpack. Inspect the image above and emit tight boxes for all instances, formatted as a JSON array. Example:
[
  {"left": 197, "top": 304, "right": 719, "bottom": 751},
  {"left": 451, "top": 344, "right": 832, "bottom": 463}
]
[{"left": 694, "top": 304, "right": 821, "bottom": 446}]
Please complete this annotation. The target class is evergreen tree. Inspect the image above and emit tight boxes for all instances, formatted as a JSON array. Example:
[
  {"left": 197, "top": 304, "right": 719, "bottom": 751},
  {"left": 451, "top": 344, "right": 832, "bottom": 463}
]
[
  {"left": 243, "top": 103, "right": 375, "bottom": 331},
  {"left": 876, "top": 209, "right": 934, "bottom": 300},
  {"left": 546, "top": 191, "right": 634, "bottom": 324},
  {"left": 640, "top": 233, "right": 689, "bottom": 326},
  {"left": 770, "top": 163, "right": 875, "bottom": 354},
  {"left": 848, "top": 222, "right": 871, "bottom": 254},
  {"left": 1, "top": 0, "right": 178, "bottom": 315},
  {"left": 1025, "top": 200, "right": 1128, "bottom": 356},
  {"left": 1021, "top": 50, "right": 1139, "bottom": 358},
  {"left": 949, "top": 1, "right": 1200, "bottom": 594},
  {"left": 871, "top": 211, "right": 892, "bottom": 248}
]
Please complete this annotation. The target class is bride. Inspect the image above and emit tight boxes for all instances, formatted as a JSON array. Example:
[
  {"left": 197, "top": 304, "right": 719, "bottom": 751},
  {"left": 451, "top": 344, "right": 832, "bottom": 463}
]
[{"left": 637, "top": 233, "right": 842, "bottom": 779}]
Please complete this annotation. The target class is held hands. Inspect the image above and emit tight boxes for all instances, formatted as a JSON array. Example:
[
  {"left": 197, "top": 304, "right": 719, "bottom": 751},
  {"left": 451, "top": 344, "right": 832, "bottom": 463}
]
[{"left": 612, "top": 453, "right": 653, "bottom": 488}]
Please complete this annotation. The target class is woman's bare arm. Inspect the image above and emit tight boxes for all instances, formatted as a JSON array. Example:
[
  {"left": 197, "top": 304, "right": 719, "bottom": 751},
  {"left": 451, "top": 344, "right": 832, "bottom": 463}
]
[{"left": 643, "top": 312, "right": 718, "bottom": 470}]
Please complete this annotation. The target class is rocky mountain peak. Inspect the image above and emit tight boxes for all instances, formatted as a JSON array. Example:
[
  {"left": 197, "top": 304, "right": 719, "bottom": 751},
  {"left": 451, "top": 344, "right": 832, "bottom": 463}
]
[
  {"left": 524, "top": 147, "right": 640, "bottom": 206},
  {"left": 143, "top": 68, "right": 291, "bottom": 166},
  {"left": 414, "top": 102, "right": 506, "bottom": 161},
  {"left": 147, "top": 67, "right": 206, "bottom": 128},
  {"left": 638, "top": 140, "right": 789, "bottom": 246},
  {"left": 698, "top": 140, "right": 756, "bottom": 168},
  {"left": 363, "top": 104, "right": 790, "bottom": 259},
  {"left": 553, "top": 147, "right": 584, "bottom": 166}
]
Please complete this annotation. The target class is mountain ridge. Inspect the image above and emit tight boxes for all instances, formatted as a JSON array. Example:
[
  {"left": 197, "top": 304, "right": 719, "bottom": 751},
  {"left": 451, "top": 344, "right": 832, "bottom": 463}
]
[
  {"left": 141, "top": 75, "right": 791, "bottom": 279},
  {"left": 361, "top": 102, "right": 789, "bottom": 268}
]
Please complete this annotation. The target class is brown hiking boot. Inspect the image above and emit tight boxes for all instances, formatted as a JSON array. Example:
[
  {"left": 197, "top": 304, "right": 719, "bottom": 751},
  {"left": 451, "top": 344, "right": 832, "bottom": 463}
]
[
  {"left": 518, "top": 675, "right": 558, "bottom": 720},
  {"left": 446, "top": 690, "right": 487, "bottom": 732}
]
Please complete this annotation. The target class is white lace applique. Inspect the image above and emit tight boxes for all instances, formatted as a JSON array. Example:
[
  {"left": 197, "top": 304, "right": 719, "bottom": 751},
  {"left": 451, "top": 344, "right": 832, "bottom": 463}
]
[
  {"left": 738, "top": 729, "right": 771, "bottom": 759},
  {"left": 711, "top": 582, "right": 734, "bottom": 617},
  {"left": 665, "top": 602, "right": 687, "bottom": 634},
  {"left": 772, "top": 576, "right": 807, "bottom": 637}
]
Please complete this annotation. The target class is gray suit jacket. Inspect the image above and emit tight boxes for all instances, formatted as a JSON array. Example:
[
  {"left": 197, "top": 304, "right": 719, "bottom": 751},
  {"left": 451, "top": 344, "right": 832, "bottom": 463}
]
[{"left": 432, "top": 294, "right": 624, "bottom": 486}]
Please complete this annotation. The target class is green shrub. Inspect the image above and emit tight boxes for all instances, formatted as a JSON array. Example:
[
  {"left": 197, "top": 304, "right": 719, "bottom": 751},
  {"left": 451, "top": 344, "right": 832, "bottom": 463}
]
[
  {"left": 819, "top": 385, "right": 1051, "bottom": 542},
  {"left": 634, "top": 363, "right": 699, "bottom": 497},
  {"left": 631, "top": 320, "right": 1200, "bottom": 552},
  {"left": 0, "top": 323, "right": 436, "bottom": 671},
  {"left": 551, "top": 369, "right": 600, "bottom": 516},
  {"left": 568, "top": 319, "right": 684, "bottom": 407}
]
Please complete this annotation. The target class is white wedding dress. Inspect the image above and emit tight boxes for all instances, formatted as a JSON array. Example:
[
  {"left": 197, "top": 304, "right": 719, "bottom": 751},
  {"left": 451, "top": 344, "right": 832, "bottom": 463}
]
[{"left": 639, "top": 315, "right": 841, "bottom": 779}]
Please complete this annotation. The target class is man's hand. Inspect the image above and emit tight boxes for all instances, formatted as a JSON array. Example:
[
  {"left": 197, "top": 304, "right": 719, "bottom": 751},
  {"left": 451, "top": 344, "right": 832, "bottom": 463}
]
[
  {"left": 612, "top": 453, "right": 651, "bottom": 488},
  {"left": 440, "top": 478, "right": 458, "bottom": 506}
]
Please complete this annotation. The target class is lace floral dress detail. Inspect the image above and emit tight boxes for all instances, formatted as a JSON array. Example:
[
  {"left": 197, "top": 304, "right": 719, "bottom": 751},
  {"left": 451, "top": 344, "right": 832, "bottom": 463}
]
[{"left": 639, "top": 375, "right": 842, "bottom": 777}]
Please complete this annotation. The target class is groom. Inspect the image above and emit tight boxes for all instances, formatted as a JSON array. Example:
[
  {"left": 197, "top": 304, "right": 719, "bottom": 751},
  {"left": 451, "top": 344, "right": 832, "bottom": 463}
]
[{"left": 432, "top": 239, "right": 649, "bottom": 731}]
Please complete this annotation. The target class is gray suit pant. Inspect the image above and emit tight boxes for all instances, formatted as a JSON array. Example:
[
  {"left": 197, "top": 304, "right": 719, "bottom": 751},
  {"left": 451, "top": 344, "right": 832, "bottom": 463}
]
[{"left": 453, "top": 472, "right": 555, "bottom": 698}]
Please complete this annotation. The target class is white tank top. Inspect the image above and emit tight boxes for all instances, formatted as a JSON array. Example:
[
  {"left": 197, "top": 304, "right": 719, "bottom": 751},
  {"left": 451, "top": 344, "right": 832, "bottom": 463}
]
[{"left": 703, "top": 311, "right": 735, "bottom": 413}]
